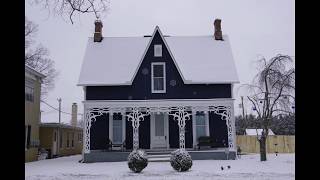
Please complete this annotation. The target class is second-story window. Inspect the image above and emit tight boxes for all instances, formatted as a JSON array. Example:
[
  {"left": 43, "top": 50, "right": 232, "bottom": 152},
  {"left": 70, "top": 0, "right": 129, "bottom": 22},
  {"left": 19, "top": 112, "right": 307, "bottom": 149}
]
[
  {"left": 25, "top": 80, "right": 34, "bottom": 102},
  {"left": 154, "top": 44, "right": 162, "bottom": 57},
  {"left": 151, "top": 62, "right": 166, "bottom": 93}
]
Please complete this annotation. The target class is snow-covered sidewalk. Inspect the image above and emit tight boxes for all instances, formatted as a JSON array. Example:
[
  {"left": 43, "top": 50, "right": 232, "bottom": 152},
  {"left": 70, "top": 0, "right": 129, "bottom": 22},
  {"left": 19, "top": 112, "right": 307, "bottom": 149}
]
[{"left": 25, "top": 153, "right": 294, "bottom": 180}]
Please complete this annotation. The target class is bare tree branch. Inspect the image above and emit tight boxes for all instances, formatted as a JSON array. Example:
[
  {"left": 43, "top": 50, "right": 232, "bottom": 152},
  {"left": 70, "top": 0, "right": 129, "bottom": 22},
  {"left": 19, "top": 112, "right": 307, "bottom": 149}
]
[
  {"left": 240, "top": 54, "right": 295, "bottom": 161},
  {"left": 31, "top": 0, "right": 110, "bottom": 24},
  {"left": 25, "top": 17, "right": 59, "bottom": 97}
]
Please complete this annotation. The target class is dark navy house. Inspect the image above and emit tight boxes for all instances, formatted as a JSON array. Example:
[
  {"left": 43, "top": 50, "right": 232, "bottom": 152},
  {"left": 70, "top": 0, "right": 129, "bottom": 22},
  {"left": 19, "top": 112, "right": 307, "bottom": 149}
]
[{"left": 78, "top": 19, "right": 239, "bottom": 162}]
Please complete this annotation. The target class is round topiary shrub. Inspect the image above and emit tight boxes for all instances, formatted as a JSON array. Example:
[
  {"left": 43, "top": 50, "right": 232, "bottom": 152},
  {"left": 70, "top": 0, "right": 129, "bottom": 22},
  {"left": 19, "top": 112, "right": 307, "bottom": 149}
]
[
  {"left": 170, "top": 149, "right": 192, "bottom": 172},
  {"left": 127, "top": 149, "right": 148, "bottom": 173}
]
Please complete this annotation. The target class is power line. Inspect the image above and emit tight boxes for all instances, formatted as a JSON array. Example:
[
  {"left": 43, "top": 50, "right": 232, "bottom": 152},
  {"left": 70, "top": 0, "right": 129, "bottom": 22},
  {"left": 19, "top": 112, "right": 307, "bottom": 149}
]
[{"left": 41, "top": 99, "right": 83, "bottom": 116}]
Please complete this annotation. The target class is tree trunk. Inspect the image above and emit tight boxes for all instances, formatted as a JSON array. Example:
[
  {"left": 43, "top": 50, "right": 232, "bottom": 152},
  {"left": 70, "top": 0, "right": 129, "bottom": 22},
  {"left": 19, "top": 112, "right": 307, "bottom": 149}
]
[{"left": 259, "top": 136, "right": 267, "bottom": 161}]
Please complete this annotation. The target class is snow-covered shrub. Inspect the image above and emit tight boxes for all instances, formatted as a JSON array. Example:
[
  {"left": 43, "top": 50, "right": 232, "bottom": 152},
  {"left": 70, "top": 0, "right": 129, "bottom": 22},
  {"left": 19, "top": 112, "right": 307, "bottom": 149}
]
[
  {"left": 127, "top": 149, "right": 148, "bottom": 173},
  {"left": 170, "top": 149, "right": 192, "bottom": 172}
]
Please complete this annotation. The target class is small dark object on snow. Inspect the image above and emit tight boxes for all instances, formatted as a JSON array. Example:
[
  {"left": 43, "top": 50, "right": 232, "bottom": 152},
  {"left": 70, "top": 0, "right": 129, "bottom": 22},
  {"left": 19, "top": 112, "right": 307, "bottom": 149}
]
[
  {"left": 227, "top": 165, "right": 231, "bottom": 169},
  {"left": 170, "top": 149, "right": 192, "bottom": 172},
  {"left": 275, "top": 151, "right": 278, "bottom": 156},
  {"left": 221, "top": 166, "right": 224, "bottom": 170},
  {"left": 127, "top": 149, "right": 148, "bottom": 173}
]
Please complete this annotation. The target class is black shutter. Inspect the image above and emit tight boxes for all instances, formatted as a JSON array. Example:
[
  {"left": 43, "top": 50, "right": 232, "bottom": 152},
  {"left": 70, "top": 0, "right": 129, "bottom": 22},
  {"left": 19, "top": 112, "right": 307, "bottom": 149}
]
[{"left": 27, "top": 125, "right": 31, "bottom": 149}]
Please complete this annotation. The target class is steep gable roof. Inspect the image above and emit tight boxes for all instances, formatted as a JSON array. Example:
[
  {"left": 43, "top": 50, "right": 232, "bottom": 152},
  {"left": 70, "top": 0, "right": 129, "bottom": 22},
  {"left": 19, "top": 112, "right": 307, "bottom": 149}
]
[
  {"left": 130, "top": 26, "right": 187, "bottom": 84},
  {"left": 78, "top": 26, "right": 239, "bottom": 86}
]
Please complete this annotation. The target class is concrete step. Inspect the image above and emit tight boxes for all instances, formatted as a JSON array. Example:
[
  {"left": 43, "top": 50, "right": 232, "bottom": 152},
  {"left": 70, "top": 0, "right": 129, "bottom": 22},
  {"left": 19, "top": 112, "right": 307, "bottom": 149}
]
[
  {"left": 148, "top": 154, "right": 171, "bottom": 158},
  {"left": 148, "top": 157, "right": 170, "bottom": 162},
  {"left": 147, "top": 151, "right": 172, "bottom": 155}
]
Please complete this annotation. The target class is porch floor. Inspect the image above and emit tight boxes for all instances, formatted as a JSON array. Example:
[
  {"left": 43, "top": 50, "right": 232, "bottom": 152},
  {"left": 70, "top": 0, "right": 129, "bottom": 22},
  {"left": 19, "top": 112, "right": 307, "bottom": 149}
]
[{"left": 84, "top": 148, "right": 236, "bottom": 163}]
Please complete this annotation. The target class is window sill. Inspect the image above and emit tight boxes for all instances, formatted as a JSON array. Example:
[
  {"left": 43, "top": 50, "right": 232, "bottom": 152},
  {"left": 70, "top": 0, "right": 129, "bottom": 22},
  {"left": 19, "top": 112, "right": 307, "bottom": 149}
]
[{"left": 151, "top": 91, "right": 166, "bottom": 94}]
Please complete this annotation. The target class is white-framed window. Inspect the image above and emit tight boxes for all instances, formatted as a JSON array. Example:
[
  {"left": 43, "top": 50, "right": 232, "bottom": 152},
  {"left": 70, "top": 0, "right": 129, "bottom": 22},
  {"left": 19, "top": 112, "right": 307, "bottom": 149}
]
[
  {"left": 25, "top": 86, "right": 34, "bottom": 102},
  {"left": 195, "top": 112, "right": 207, "bottom": 141},
  {"left": 154, "top": 44, "right": 162, "bottom": 57},
  {"left": 151, "top": 62, "right": 166, "bottom": 93},
  {"left": 25, "top": 79, "right": 34, "bottom": 102},
  {"left": 113, "top": 113, "right": 123, "bottom": 144}
]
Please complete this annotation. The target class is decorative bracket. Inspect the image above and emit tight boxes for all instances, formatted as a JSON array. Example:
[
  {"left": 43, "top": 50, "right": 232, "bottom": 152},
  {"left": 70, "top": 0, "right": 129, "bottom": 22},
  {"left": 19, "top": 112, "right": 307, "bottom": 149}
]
[
  {"left": 169, "top": 106, "right": 192, "bottom": 150},
  {"left": 126, "top": 107, "right": 150, "bottom": 150}
]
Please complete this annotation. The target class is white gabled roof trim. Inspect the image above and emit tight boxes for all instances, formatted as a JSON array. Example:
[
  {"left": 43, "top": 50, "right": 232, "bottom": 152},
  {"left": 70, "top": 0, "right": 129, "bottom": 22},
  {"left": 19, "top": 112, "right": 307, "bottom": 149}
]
[{"left": 130, "top": 26, "right": 187, "bottom": 85}]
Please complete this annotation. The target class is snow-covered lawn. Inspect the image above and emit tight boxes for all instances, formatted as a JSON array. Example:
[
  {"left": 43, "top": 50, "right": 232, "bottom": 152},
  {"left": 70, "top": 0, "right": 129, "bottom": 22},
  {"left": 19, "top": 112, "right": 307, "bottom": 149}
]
[{"left": 25, "top": 153, "right": 294, "bottom": 180}]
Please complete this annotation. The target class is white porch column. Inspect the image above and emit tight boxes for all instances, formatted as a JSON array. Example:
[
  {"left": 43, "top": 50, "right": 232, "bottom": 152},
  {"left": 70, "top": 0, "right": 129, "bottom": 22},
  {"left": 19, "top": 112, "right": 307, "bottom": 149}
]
[
  {"left": 205, "top": 111, "right": 210, "bottom": 137},
  {"left": 84, "top": 107, "right": 91, "bottom": 154},
  {"left": 126, "top": 107, "right": 150, "bottom": 150},
  {"left": 109, "top": 113, "right": 113, "bottom": 142},
  {"left": 209, "top": 105, "right": 235, "bottom": 151},
  {"left": 121, "top": 111, "right": 126, "bottom": 144},
  {"left": 230, "top": 102, "right": 237, "bottom": 151},
  {"left": 169, "top": 107, "right": 191, "bottom": 150},
  {"left": 192, "top": 111, "right": 197, "bottom": 149}
]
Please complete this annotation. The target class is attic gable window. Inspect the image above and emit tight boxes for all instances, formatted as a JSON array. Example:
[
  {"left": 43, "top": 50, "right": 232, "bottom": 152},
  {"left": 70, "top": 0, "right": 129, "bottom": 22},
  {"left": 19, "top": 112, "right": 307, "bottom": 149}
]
[
  {"left": 154, "top": 44, "right": 162, "bottom": 57},
  {"left": 151, "top": 62, "right": 166, "bottom": 93}
]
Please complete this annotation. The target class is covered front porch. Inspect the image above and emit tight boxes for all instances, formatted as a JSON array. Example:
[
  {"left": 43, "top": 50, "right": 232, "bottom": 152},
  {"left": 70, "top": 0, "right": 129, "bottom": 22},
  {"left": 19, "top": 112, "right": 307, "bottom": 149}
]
[{"left": 83, "top": 99, "right": 237, "bottom": 162}]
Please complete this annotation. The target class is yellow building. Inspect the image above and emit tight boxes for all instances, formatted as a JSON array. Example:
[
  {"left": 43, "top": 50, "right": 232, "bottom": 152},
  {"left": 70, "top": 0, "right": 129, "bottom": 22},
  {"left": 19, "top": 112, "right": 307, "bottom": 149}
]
[
  {"left": 25, "top": 65, "right": 45, "bottom": 162},
  {"left": 40, "top": 123, "right": 83, "bottom": 158}
]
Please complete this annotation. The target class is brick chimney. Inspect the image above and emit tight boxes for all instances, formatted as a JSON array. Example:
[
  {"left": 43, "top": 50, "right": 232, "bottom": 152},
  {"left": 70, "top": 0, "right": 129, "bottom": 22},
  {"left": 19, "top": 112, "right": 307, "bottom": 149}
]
[
  {"left": 214, "top": 19, "right": 223, "bottom": 40},
  {"left": 71, "top": 103, "right": 77, "bottom": 127},
  {"left": 94, "top": 19, "right": 103, "bottom": 42}
]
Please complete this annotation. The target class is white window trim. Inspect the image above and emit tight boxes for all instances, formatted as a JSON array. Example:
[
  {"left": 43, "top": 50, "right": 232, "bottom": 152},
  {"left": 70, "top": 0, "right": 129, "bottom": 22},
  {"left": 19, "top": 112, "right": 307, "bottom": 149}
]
[
  {"left": 113, "top": 114, "right": 123, "bottom": 144},
  {"left": 151, "top": 62, "right": 166, "bottom": 93},
  {"left": 154, "top": 44, "right": 162, "bottom": 57},
  {"left": 192, "top": 111, "right": 210, "bottom": 148}
]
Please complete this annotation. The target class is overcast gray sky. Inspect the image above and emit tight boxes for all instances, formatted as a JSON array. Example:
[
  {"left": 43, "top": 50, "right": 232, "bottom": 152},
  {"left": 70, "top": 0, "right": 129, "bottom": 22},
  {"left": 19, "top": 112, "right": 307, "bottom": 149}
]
[{"left": 25, "top": 0, "right": 295, "bottom": 124}]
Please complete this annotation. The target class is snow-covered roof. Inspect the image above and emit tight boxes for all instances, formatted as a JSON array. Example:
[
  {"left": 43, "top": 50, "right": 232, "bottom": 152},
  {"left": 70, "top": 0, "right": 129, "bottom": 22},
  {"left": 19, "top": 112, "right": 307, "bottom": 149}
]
[
  {"left": 78, "top": 27, "right": 239, "bottom": 86},
  {"left": 40, "top": 122, "right": 82, "bottom": 130},
  {"left": 245, "top": 129, "right": 275, "bottom": 136},
  {"left": 25, "top": 65, "right": 46, "bottom": 79}
]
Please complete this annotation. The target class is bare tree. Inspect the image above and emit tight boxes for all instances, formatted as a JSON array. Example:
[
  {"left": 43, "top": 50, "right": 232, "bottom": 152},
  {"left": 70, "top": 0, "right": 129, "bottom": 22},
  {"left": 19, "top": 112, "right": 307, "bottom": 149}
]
[
  {"left": 25, "top": 17, "right": 58, "bottom": 97},
  {"left": 243, "top": 54, "right": 295, "bottom": 161},
  {"left": 31, "top": 0, "right": 110, "bottom": 24}
]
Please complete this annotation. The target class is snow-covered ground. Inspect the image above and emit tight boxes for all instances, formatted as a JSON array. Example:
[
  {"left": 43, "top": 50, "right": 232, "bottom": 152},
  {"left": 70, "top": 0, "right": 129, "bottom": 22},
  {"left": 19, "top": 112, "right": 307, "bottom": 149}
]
[{"left": 25, "top": 153, "right": 294, "bottom": 180}]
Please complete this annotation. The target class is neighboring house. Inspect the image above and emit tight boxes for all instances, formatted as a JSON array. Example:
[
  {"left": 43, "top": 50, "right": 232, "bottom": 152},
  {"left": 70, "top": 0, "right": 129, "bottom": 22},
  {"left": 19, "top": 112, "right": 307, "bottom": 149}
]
[
  {"left": 39, "top": 123, "right": 83, "bottom": 158},
  {"left": 78, "top": 19, "right": 239, "bottom": 162},
  {"left": 245, "top": 129, "right": 275, "bottom": 136},
  {"left": 25, "top": 65, "right": 45, "bottom": 162},
  {"left": 39, "top": 103, "right": 83, "bottom": 158}
]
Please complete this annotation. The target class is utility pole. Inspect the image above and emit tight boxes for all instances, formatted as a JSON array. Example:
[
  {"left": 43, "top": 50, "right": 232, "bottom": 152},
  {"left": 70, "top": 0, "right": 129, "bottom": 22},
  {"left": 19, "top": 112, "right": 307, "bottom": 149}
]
[{"left": 57, "top": 98, "right": 62, "bottom": 156}]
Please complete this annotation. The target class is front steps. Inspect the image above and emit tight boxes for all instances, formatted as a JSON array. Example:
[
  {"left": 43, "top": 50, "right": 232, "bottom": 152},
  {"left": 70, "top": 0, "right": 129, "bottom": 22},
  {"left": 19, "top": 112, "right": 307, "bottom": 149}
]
[{"left": 147, "top": 151, "right": 171, "bottom": 162}]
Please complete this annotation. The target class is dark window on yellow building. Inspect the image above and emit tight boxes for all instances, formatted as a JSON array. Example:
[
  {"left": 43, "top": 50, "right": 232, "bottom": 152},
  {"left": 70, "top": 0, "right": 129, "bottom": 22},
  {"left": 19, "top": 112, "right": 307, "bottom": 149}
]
[
  {"left": 66, "top": 132, "right": 70, "bottom": 148},
  {"left": 71, "top": 132, "right": 74, "bottom": 148},
  {"left": 59, "top": 132, "right": 63, "bottom": 148},
  {"left": 54, "top": 131, "right": 57, "bottom": 142}
]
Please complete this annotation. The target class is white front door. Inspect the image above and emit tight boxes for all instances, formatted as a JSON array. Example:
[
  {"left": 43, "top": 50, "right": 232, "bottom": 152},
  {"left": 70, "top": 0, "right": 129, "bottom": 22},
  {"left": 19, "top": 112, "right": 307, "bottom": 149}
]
[{"left": 151, "top": 112, "right": 168, "bottom": 148}]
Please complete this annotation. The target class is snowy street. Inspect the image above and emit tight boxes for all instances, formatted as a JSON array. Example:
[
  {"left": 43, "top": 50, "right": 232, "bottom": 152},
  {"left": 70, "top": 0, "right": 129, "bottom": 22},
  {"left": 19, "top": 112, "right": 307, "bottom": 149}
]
[{"left": 25, "top": 153, "right": 295, "bottom": 180}]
